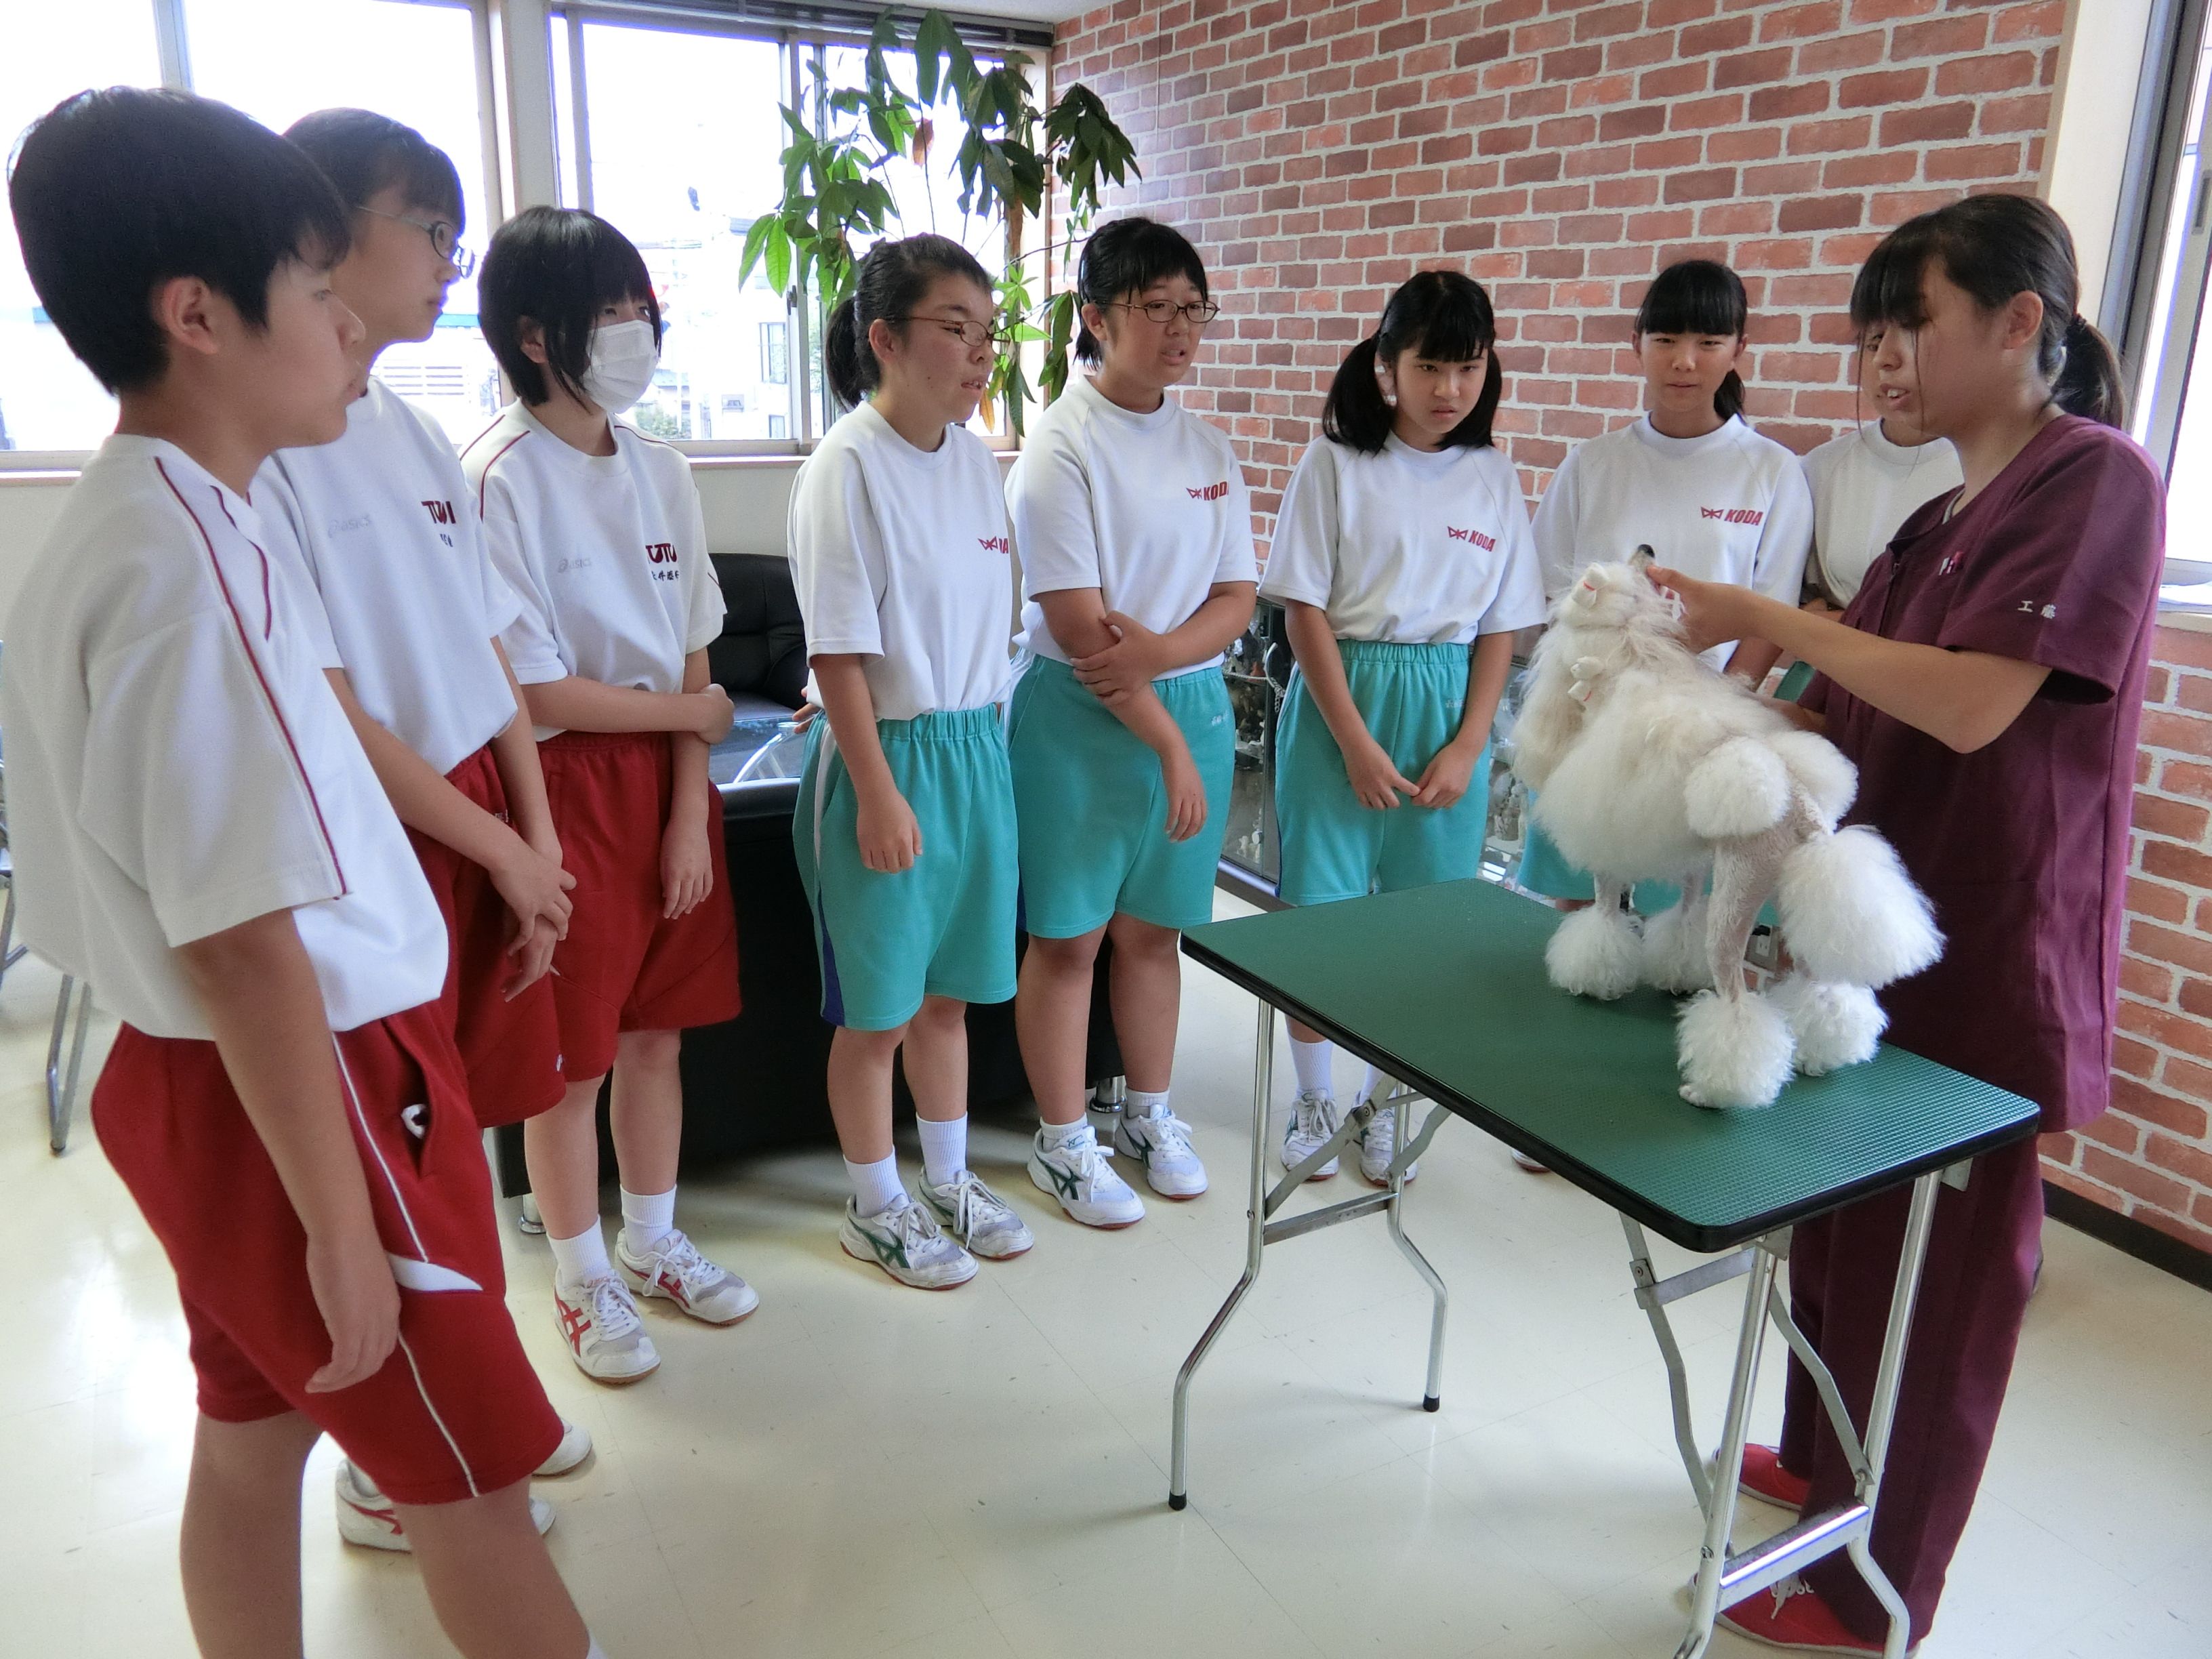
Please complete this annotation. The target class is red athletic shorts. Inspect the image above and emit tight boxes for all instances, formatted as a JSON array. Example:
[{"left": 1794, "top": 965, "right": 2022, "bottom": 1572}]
[
  {"left": 409, "top": 745, "right": 565, "bottom": 1128},
  {"left": 537, "top": 729, "right": 741, "bottom": 1082},
  {"left": 91, "top": 1004, "right": 560, "bottom": 1505}
]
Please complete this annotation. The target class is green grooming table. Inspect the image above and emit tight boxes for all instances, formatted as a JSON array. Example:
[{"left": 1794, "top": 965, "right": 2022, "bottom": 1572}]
[{"left": 1171, "top": 878, "right": 2039, "bottom": 1659}]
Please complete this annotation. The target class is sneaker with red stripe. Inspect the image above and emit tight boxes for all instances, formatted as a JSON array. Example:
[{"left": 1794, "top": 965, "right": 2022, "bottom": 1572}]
[
  {"left": 1740, "top": 1443, "right": 1811, "bottom": 1510},
  {"left": 554, "top": 1272, "right": 660, "bottom": 1383},
  {"left": 616, "top": 1227, "right": 759, "bottom": 1325},
  {"left": 334, "top": 1459, "right": 554, "bottom": 1551},
  {"left": 1719, "top": 1575, "right": 1908, "bottom": 1656}
]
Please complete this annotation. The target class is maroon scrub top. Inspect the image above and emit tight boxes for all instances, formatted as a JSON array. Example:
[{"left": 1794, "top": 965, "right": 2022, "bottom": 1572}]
[{"left": 1804, "top": 415, "right": 2165, "bottom": 1132}]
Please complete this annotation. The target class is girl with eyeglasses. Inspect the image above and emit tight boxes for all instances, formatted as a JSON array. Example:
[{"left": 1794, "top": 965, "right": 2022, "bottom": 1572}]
[
  {"left": 468, "top": 206, "right": 755, "bottom": 1382},
  {"left": 1261, "top": 271, "right": 1547, "bottom": 1185},
  {"left": 1005, "top": 216, "right": 1258, "bottom": 1223},
  {"left": 788, "top": 233, "right": 1032, "bottom": 1288}
]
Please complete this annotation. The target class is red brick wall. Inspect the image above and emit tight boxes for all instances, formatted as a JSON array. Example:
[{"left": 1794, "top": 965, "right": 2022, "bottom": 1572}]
[{"left": 1052, "top": 0, "right": 2212, "bottom": 1258}]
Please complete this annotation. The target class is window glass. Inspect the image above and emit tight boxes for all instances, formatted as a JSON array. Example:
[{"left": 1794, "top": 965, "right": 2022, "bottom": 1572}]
[
  {"left": 0, "top": 2, "right": 163, "bottom": 453},
  {"left": 181, "top": 0, "right": 499, "bottom": 445},
  {"left": 571, "top": 21, "right": 794, "bottom": 442}
]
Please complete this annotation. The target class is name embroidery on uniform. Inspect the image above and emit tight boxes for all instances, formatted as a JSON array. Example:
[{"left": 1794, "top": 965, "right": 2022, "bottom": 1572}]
[
  {"left": 328, "top": 513, "right": 373, "bottom": 535},
  {"left": 1700, "top": 506, "right": 1765, "bottom": 525},
  {"left": 1187, "top": 480, "right": 1230, "bottom": 501},
  {"left": 647, "top": 541, "right": 679, "bottom": 582},
  {"left": 1446, "top": 525, "right": 1497, "bottom": 551},
  {"left": 2017, "top": 600, "right": 2058, "bottom": 618},
  {"left": 978, "top": 535, "right": 1011, "bottom": 554}
]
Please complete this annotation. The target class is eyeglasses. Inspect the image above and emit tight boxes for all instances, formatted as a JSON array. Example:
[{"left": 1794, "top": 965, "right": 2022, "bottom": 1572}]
[
  {"left": 358, "top": 205, "right": 476, "bottom": 277},
  {"left": 883, "top": 315, "right": 1014, "bottom": 350},
  {"left": 1109, "top": 298, "right": 1221, "bottom": 326}
]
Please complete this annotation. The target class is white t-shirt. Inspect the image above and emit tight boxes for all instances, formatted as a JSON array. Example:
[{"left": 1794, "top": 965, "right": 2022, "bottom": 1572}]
[
  {"left": 256, "top": 378, "right": 523, "bottom": 775},
  {"left": 1007, "top": 373, "right": 1257, "bottom": 672},
  {"left": 1260, "top": 434, "right": 1549, "bottom": 643},
  {"left": 462, "top": 403, "right": 726, "bottom": 739},
  {"left": 1800, "top": 421, "right": 1963, "bottom": 605},
  {"left": 1532, "top": 414, "right": 1814, "bottom": 670},
  {"left": 787, "top": 401, "right": 1017, "bottom": 720},
  {"left": 0, "top": 437, "right": 448, "bottom": 1040}
]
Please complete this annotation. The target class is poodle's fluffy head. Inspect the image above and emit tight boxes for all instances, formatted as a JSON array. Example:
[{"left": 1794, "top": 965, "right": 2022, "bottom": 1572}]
[{"left": 1555, "top": 553, "right": 1685, "bottom": 644}]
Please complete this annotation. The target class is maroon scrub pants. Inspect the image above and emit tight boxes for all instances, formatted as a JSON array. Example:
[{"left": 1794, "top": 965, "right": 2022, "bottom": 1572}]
[{"left": 1776, "top": 1134, "right": 2045, "bottom": 1645}]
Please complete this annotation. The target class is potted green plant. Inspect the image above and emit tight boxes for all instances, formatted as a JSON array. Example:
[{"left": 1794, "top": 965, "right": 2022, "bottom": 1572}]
[{"left": 738, "top": 8, "right": 1141, "bottom": 434}]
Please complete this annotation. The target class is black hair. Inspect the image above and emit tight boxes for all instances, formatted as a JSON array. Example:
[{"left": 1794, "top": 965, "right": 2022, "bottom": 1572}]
[
  {"left": 478, "top": 205, "right": 659, "bottom": 406},
  {"left": 1073, "top": 215, "right": 1210, "bottom": 366},
  {"left": 6, "top": 86, "right": 351, "bottom": 394},
  {"left": 1850, "top": 194, "right": 2125, "bottom": 429},
  {"left": 1322, "top": 270, "right": 1504, "bottom": 453},
  {"left": 283, "top": 107, "right": 463, "bottom": 227},
  {"left": 1633, "top": 258, "right": 1750, "bottom": 421},
  {"left": 821, "top": 232, "right": 993, "bottom": 407}
]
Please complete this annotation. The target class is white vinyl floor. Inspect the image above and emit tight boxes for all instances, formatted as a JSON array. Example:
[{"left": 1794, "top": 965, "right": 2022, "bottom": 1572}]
[{"left": 3, "top": 893, "right": 2208, "bottom": 1658}]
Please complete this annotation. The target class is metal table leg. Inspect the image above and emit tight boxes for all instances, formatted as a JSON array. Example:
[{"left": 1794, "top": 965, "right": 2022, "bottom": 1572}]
[
  {"left": 1385, "top": 1086, "right": 1451, "bottom": 1411},
  {"left": 1170, "top": 998, "right": 1275, "bottom": 1509},
  {"left": 47, "top": 973, "right": 91, "bottom": 1156}
]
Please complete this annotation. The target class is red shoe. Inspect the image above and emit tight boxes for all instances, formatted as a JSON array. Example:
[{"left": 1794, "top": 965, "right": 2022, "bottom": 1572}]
[
  {"left": 1720, "top": 1576, "right": 1902, "bottom": 1655},
  {"left": 1740, "top": 1443, "right": 1811, "bottom": 1509}
]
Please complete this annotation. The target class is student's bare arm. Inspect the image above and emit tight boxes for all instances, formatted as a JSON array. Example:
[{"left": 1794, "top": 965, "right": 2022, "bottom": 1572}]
[
  {"left": 1069, "top": 581, "right": 1257, "bottom": 702},
  {"left": 1413, "top": 630, "right": 1517, "bottom": 809},
  {"left": 1723, "top": 638, "right": 1786, "bottom": 690},
  {"left": 659, "top": 649, "right": 717, "bottom": 918},
  {"left": 522, "top": 673, "right": 734, "bottom": 741},
  {"left": 813, "top": 653, "right": 921, "bottom": 872},
  {"left": 1282, "top": 600, "right": 1416, "bottom": 810},
  {"left": 325, "top": 669, "right": 572, "bottom": 945},
  {"left": 1038, "top": 589, "right": 1210, "bottom": 839},
  {"left": 489, "top": 642, "right": 558, "bottom": 857},
  {"left": 174, "top": 910, "right": 398, "bottom": 1393}
]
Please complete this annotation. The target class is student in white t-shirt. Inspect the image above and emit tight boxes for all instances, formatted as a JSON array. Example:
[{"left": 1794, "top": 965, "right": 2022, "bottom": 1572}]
[
  {"left": 1006, "top": 217, "right": 1258, "bottom": 1221},
  {"left": 1261, "top": 271, "right": 1547, "bottom": 1186},
  {"left": 1520, "top": 258, "right": 1814, "bottom": 909},
  {"left": 257, "top": 107, "right": 592, "bottom": 1547},
  {"left": 2, "top": 86, "right": 598, "bottom": 1659},
  {"left": 787, "top": 234, "right": 1030, "bottom": 1289},
  {"left": 468, "top": 206, "right": 754, "bottom": 1383}
]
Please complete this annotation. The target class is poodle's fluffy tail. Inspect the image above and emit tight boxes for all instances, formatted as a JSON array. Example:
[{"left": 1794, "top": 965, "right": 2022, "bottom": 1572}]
[{"left": 1776, "top": 825, "right": 1942, "bottom": 988}]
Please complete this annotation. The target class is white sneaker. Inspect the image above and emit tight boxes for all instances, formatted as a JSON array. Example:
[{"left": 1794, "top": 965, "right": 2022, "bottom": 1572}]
[
  {"left": 335, "top": 1458, "right": 552, "bottom": 1551},
  {"left": 918, "top": 1170, "right": 1034, "bottom": 1260},
  {"left": 840, "top": 1194, "right": 979, "bottom": 1289},
  {"left": 537, "top": 1416, "right": 592, "bottom": 1477},
  {"left": 1114, "top": 1106, "right": 1208, "bottom": 1198},
  {"left": 617, "top": 1227, "right": 760, "bottom": 1325},
  {"left": 1357, "top": 1100, "right": 1416, "bottom": 1187},
  {"left": 1510, "top": 1148, "right": 1553, "bottom": 1174},
  {"left": 553, "top": 1273, "right": 660, "bottom": 1384},
  {"left": 1281, "top": 1089, "right": 1342, "bottom": 1179},
  {"left": 1029, "top": 1124, "right": 1146, "bottom": 1227}
]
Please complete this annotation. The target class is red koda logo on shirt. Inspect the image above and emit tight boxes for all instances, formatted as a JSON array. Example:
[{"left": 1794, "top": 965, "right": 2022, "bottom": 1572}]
[
  {"left": 1700, "top": 507, "right": 1765, "bottom": 525},
  {"left": 420, "top": 499, "right": 457, "bottom": 526},
  {"left": 1446, "top": 524, "right": 1496, "bottom": 551},
  {"left": 978, "top": 535, "right": 1011, "bottom": 554},
  {"left": 1187, "top": 480, "right": 1230, "bottom": 501}
]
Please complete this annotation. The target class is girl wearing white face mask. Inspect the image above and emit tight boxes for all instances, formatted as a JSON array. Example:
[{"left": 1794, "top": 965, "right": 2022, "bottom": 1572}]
[{"left": 466, "top": 206, "right": 753, "bottom": 1386}]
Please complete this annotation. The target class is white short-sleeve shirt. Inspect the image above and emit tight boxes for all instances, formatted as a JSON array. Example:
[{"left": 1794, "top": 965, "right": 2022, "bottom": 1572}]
[
  {"left": 1006, "top": 373, "right": 1257, "bottom": 672},
  {"left": 255, "top": 378, "right": 523, "bottom": 775},
  {"left": 1260, "top": 434, "right": 1549, "bottom": 643},
  {"left": 787, "top": 402, "right": 1017, "bottom": 720},
  {"left": 462, "top": 403, "right": 725, "bottom": 739},
  {"left": 1531, "top": 414, "right": 1814, "bottom": 670},
  {"left": 0, "top": 437, "right": 448, "bottom": 1040},
  {"left": 1799, "top": 421, "right": 1963, "bottom": 606}
]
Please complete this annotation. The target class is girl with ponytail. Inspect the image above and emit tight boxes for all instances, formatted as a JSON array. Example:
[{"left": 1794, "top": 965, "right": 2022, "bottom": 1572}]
[
  {"left": 1515, "top": 257, "right": 1814, "bottom": 914},
  {"left": 1656, "top": 196, "right": 2164, "bottom": 1656},
  {"left": 1258, "top": 271, "right": 1545, "bottom": 1183},
  {"left": 787, "top": 234, "right": 1034, "bottom": 1288}
]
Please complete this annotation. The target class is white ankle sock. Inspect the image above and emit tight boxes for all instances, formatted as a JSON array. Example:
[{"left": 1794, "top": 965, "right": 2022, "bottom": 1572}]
[
  {"left": 619, "top": 1185, "right": 676, "bottom": 1251},
  {"left": 550, "top": 1221, "right": 611, "bottom": 1286},
  {"left": 1126, "top": 1087, "right": 1169, "bottom": 1120},
  {"left": 1288, "top": 1036, "right": 1333, "bottom": 1096},
  {"left": 1355, "top": 1065, "right": 1384, "bottom": 1105},
  {"left": 1039, "top": 1117, "right": 1091, "bottom": 1151},
  {"left": 845, "top": 1154, "right": 905, "bottom": 1218},
  {"left": 917, "top": 1114, "right": 968, "bottom": 1188}
]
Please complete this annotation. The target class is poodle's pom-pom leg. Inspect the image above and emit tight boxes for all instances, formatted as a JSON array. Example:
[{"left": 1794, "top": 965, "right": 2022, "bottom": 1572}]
[
  {"left": 1676, "top": 988, "right": 1797, "bottom": 1109},
  {"left": 1641, "top": 883, "right": 1713, "bottom": 994},
  {"left": 1547, "top": 902, "right": 1643, "bottom": 1001},
  {"left": 1685, "top": 737, "right": 1793, "bottom": 841},
  {"left": 1777, "top": 825, "right": 1943, "bottom": 988},
  {"left": 1767, "top": 974, "right": 1887, "bottom": 1074}
]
